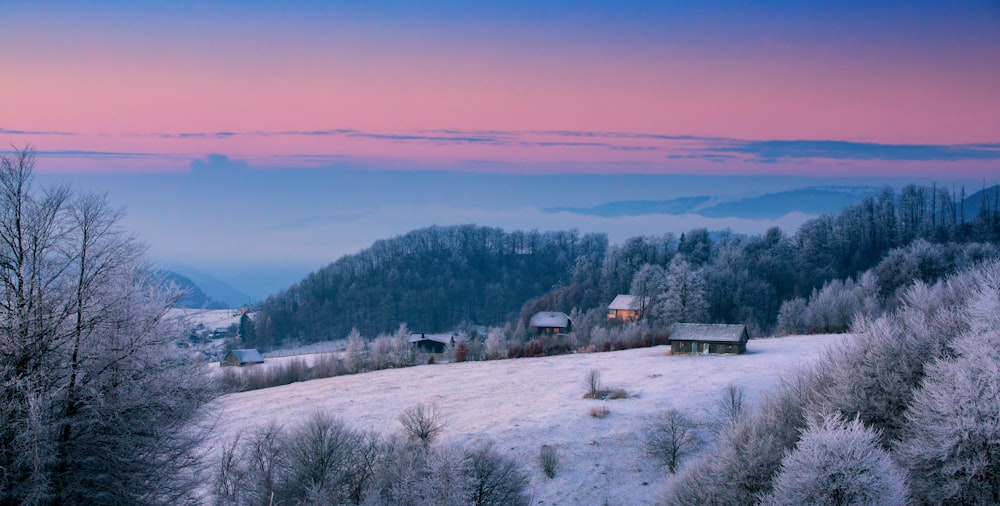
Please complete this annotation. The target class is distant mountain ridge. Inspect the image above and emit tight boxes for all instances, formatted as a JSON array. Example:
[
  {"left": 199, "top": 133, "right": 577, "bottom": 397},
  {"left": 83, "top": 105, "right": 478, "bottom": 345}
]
[
  {"left": 167, "top": 264, "right": 252, "bottom": 307},
  {"left": 545, "top": 186, "right": 879, "bottom": 220},
  {"left": 155, "top": 270, "right": 230, "bottom": 309}
]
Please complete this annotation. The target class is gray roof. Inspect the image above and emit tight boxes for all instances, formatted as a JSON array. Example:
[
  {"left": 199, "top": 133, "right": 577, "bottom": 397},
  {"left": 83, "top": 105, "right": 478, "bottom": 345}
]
[
  {"left": 228, "top": 349, "right": 264, "bottom": 364},
  {"left": 529, "top": 311, "right": 571, "bottom": 328},
  {"left": 408, "top": 333, "right": 456, "bottom": 345},
  {"left": 608, "top": 294, "right": 647, "bottom": 310},
  {"left": 670, "top": 323, "right": 748, "bottom": 343}
]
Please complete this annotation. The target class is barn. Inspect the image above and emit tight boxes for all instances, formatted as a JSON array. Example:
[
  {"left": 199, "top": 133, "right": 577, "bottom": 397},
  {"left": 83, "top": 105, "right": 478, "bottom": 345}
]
[
  {"left": 408, "top": 333, "right": 456, "bottom": 354},
  {"left": 221, "top": 348, "right": 265, "bottom": 366},
  {"left": 670, "top": 323, "right": 749, "bottom": 355}
]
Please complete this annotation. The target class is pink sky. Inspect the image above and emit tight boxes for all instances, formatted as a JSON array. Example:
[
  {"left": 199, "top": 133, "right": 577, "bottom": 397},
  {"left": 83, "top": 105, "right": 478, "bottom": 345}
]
[{"left": 2, "top": 1, "right": 998, "bottom": 176}]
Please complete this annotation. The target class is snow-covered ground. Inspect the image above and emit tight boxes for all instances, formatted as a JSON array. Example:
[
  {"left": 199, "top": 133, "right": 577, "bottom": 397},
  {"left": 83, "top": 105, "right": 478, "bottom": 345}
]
[
  {"left": 168, "top": 308, "right": 244, "bottom": 331},
  {"left": 205, "top": 333, "right": 846, "bottom": 504}
]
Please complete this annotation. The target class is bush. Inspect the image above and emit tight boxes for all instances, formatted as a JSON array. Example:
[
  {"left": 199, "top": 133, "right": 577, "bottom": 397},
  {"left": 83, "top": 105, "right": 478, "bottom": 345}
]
[
  {"left": 763, "top": 412, "right": 908, "bottom": 506},
  {"left": 585, "top": 369, "right": 602, "bottom": 399},
  {"left": 590, "top": 406, "right": 610, "bottom": 419},
  {"left": 454, "top": 341, "right": 468, "bottom": 362},
  {"left": 399, "top": 403, "right": 446, "bottom": 448},
  {"left": 646, "top": 408, "right": 702, "bottom": 474},
  {"left": 539, "top": 445, "right": 560, "bottom": 478}
]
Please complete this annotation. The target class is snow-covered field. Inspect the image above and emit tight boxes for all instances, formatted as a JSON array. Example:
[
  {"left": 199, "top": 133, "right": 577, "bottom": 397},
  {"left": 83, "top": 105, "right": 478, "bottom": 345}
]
[
  {"left": 168, "top": 308, "right": 244, "bottom": 331},
  {"left": 206, "top": 334, "right": 845, "bottom": 504}
]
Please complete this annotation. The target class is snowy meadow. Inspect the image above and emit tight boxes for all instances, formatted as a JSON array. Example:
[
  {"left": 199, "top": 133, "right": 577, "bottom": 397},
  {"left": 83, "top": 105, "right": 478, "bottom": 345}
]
[{"left": 206, "top": 334, "right": 840, "bottom": 504}]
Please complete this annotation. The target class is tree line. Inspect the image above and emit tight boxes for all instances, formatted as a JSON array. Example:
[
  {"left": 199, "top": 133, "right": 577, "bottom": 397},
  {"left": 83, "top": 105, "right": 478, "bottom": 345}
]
[{"left": 247, "top": 183, "right": 1000, "bottom": 349}]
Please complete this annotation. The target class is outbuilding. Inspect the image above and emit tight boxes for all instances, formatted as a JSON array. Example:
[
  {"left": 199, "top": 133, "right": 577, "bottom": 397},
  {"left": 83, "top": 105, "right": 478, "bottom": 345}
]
[
  {"left": 221, "top": 348, "right": 265, "bottom": 366},
  {"left": 408, "top": 332, "right": 456, "bottom": 354},
  {"left": 670, "top": 323, "right": 749, "bottom": 355}
]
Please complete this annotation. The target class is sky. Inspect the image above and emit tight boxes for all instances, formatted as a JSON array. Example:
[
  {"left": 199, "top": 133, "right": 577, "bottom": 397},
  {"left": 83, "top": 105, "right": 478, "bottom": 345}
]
[{"left": 3, "top": 1, "right": 999, "bottom": 298}]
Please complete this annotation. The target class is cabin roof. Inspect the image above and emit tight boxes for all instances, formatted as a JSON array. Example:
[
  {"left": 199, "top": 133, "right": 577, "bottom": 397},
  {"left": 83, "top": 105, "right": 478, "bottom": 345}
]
[
  {"left": 670, "top": 323, "right": 748, "bottom": 343},
  {"left": 529, "top": 311, "right": 571, "bottom": 328},
  {"left": 608, "top": 294, "right": 647, "bottom": 310},
  {"left": 408, "top": 333, "right": 455, "bottom": 345},
  {"left": 228, "top": 349, "right": 264, "bottom": 363}
]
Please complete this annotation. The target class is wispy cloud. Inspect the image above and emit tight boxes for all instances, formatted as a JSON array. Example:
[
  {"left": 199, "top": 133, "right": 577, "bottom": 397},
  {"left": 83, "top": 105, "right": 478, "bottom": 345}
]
[
  {"left": 29, "top": 150, "right": 168, "bottom": 159},
  {"left": 711, "top": 139, "right": 1000, "bottom": 162},
  {"left": 1, "top": 128, "right": 76, "bottom": 136}
]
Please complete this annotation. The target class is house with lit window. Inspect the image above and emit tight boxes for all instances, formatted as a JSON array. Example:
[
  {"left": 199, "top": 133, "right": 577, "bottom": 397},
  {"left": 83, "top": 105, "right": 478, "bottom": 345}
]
[
  {"left": 607, "top": 294, "right": 648, "bottom": 321},
  {"left": 528, "top": 311, "right": 572, "bottom": 335}
]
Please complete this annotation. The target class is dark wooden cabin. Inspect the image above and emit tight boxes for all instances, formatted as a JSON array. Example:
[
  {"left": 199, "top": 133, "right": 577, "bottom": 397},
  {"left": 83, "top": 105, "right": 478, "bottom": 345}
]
[{"left": 670, "top": 323, "right": 749, "bottom": 355}]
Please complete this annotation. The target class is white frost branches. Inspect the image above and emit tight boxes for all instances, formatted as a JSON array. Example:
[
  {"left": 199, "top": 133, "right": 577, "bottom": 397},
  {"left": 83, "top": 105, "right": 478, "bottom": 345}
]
[{"left": 764, "top": 412, "right": 908, "bottom": 506}]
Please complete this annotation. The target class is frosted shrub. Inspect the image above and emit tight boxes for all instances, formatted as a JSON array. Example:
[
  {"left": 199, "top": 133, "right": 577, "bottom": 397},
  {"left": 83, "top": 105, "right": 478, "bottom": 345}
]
[
  {"left": 895, "top": 329, "right": 1000, "bottom": 504},
  {"left": 775, "top": 297, "right": 808, "bottom": 335},
  {"left": 763, "top": 413, "right": 907, "bottom": 506},
  {"left": 484, "top": 327, "right": 508, "bottom": 360}
]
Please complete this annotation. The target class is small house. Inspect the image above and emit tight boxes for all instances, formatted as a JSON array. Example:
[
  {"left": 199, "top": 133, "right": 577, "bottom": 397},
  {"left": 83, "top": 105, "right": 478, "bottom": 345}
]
[
  {"left": 670, "top": 323, "right": 749, "bottom": 355},
  {"left": 529, "top": 311, "right": 572, "bottom": 335},
  {"left": 607, "top": 294, "right": 648, "bottom": 321},
  {"left": 221, "top": 348, "right": 265, "bottom": 367},
  {"left": 408, "top": 333, "right": 456, "bottom": 354}
]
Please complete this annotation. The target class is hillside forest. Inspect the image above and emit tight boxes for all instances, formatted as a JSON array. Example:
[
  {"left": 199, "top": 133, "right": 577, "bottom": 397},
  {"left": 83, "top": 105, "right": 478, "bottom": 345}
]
[{"left": 245, "top": 184, "right": 1000, "bottom": 350}]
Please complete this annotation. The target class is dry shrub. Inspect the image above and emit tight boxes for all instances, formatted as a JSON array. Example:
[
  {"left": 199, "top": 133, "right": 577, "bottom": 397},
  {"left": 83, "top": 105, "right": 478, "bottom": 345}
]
[
  {"left": 590, "top": 406, "right": 610, "bottom": 419},
  {"left": 608, "top": 388, "right": 628, "bottom": 400},
  {"left": 539, "top": 445, "right": 560, "bottom": 478}
]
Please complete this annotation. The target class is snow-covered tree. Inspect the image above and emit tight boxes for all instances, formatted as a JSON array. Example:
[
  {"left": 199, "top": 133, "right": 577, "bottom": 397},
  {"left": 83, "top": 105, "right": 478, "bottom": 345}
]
[
  {"left": 776, "top": 297, "right": 808, "bottom": 335},
  {"left": 763, "top": 413, "right": 908, "bottom": 506},
  {"left": 344, "top": 328, "right": 366, "bottom": 373},
  {"left": 484, "top": 327, "right": 507, "bottom": 359},
  {"left": 0, "top": 147, "right": 211, "bottom": 504},
  {"left": 895, "top": 295, "right": 1000, "bottom": 506},
  {"left": 655, "top": 254, "right": 708, "bottom": 325},
  {"left": 629, "top": 263, "right": 667, "bottom": 311}
]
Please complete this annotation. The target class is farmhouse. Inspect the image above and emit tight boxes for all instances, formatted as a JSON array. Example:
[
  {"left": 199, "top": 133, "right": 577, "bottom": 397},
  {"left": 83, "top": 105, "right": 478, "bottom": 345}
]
[
  {"left": 408, "top": 332, "right": 456, "bottom": 354},
  {"left": 529, "top": 311, "right": 572, "bottom": 335},
  {"left": 607, "top": 294, "right": 648, "bottom": 321},
  {"left": 221, "top": 348, "right": 265, "bottom": 366},
  {"left": 670, "top": 323, "right": 748, "bottom": 355}
]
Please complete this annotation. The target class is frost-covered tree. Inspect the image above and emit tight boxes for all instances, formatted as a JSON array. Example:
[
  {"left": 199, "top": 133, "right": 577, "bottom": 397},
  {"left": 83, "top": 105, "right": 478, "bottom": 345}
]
[
  {"left": 484, "top": 327, "right": 507, "bottom": 359},
  {"left": 629, "top": 263, "right": 667, "bottom": 312},
  {"left": 895, "top": 273, "right": 1000, "bottom": 505},
  {"left": 344, "top": 327, "right": 366, "bottom": 373},
  {"left": 655, "top": 254, "right": 708, "bottom": 325},
  {"left": 763, "top": 413, "right": 908, "bottom": 506},
  {"left": 895, "top": 342, "right": 1000, "bottom": 505},
  {"left": 389, "top": 323, "right": 413, "bottom": 367},
  {"left": 776, "top": 297, "right": 808, "bottom": 335},
  {"left": 0, "top": 147, "right": 211, "bottom": 504}
]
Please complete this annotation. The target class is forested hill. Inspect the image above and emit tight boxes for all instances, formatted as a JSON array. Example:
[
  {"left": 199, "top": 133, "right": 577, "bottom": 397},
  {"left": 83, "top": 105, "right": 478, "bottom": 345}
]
[
  {"left": 248, "top": 184, "right": 1000, "bottom": 350},
  {"left": 248, "top": 226, "right": 607, "bottom": 348}
]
